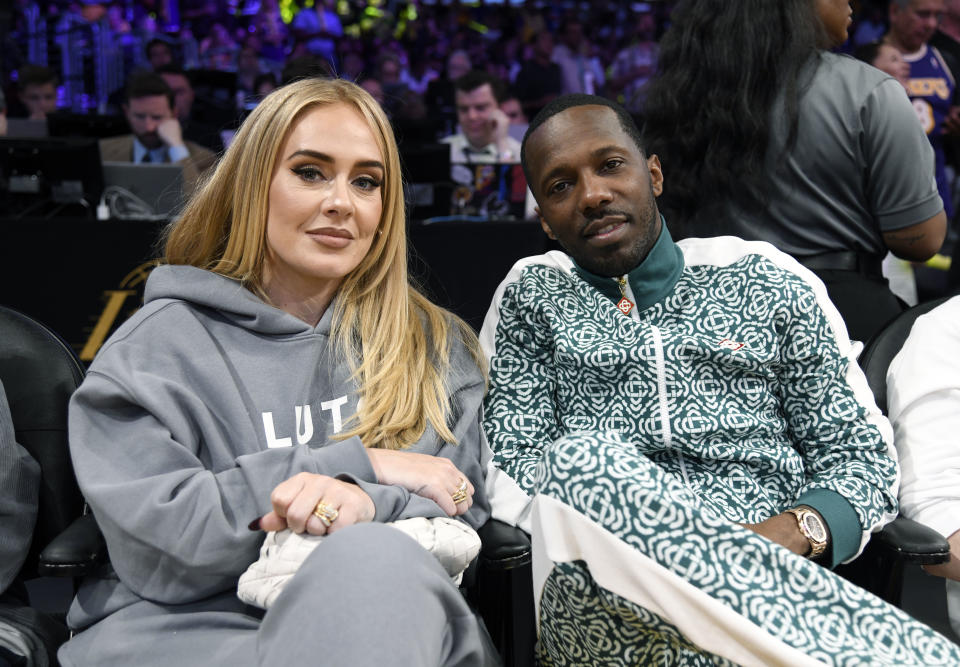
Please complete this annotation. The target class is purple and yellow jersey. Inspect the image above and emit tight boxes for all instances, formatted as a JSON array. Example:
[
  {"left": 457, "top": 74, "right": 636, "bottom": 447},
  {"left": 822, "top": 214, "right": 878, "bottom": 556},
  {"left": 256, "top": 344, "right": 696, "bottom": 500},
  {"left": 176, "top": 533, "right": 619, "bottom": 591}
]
[{"left": 905, "top": 44, "right": 955, "bottom": 217}]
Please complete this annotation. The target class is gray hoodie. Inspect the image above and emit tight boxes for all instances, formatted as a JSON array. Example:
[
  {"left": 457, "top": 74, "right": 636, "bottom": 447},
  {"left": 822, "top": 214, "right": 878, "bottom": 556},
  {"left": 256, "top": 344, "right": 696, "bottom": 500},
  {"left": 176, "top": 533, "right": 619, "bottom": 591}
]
[{"left": 66, "top": 264, "right": 490, "bottom": 629}]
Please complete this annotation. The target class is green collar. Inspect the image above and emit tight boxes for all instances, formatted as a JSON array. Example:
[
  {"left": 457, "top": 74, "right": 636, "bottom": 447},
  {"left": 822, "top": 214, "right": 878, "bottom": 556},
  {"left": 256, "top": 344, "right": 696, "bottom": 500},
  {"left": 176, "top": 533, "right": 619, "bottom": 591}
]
[{"left": 572, "top": 217, "right": 685, "bottom": 311}]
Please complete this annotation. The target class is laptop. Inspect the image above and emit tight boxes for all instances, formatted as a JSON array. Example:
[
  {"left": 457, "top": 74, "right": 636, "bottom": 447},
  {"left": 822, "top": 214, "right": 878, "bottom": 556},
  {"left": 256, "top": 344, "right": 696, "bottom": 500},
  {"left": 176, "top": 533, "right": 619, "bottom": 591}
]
[{"left": 101, "top": 162, "right": 185, "bottom": 219}]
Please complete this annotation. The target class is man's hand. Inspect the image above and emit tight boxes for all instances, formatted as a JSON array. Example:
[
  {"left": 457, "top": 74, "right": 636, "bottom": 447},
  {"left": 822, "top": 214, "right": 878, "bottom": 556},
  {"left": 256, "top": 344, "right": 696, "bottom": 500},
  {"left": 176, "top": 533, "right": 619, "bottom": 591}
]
[
  {"left": 490, "top": 109, "right": 513, "bottom": 157},
  {"left": 156, "top": 117, "right": 186, "bottom": 149},
  {"left": 741, "top": 512, "right": 810, "bottom": 557}
]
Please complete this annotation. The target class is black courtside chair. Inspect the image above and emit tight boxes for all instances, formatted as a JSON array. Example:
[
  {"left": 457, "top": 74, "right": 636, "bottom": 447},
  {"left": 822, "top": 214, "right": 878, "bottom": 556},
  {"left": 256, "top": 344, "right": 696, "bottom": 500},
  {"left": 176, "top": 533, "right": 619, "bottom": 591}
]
[{"left": 0, "top": 305, "right": 92, "bottom": 664}]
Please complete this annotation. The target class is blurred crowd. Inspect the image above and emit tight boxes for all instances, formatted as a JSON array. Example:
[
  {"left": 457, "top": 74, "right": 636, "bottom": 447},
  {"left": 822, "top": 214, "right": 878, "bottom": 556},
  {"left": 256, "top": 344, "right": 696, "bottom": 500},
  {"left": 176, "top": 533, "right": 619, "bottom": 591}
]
[
  {"left": 2, "top": 1, "right": 902, "bottom": 148},
  {"left": 1, "top": 0, "right": 673, "bottom": 146}
]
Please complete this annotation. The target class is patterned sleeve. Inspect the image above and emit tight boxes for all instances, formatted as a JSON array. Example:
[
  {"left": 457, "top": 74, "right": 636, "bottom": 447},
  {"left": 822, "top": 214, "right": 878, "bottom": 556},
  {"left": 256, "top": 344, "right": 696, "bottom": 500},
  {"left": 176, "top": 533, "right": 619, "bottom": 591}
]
[
  {"left": 776, "top": 273, "right": 899, "bottom": 561},
  {"left": 482, "top": 276, "right": 564, "bottom": 496}
]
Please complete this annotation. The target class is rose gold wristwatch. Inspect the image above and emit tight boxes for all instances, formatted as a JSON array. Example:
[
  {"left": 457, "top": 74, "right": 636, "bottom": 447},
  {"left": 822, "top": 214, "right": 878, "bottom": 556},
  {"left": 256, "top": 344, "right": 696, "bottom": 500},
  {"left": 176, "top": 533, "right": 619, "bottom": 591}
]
[{"left": 785, "top": 506, "right": 828, "bottom": 559}]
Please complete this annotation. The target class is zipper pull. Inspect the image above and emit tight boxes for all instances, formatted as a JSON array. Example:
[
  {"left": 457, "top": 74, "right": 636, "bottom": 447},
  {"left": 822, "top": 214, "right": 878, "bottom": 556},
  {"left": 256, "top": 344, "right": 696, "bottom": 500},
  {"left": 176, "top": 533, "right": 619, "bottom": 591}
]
[{"left": 615, "top": 276, "right": 634, "bottom": 316}]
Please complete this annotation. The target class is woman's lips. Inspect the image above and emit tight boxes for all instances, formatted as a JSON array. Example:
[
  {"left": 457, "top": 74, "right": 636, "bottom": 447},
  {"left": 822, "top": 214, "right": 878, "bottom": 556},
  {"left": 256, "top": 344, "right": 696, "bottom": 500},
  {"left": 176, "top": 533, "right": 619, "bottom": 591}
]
[{"left": 307, "top": 227, "right": 353, "bottom": 249}]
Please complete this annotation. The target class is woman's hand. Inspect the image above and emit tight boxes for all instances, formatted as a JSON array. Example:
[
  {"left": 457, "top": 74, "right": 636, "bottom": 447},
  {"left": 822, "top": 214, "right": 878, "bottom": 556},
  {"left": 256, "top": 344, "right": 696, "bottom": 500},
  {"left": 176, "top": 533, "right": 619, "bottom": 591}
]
[
  {"left": 366, "top": 449, "right": 474, "bottom": 517},
  {"left": 254, "top": 473, "right": 375, "bottom": 536}
]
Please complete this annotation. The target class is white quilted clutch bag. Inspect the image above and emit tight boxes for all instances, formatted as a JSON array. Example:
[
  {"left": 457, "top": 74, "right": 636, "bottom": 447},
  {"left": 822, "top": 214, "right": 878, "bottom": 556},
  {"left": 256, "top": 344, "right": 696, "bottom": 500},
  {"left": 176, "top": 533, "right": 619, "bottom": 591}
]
[{"left": 237, "top": 517, "right": 481, "bottom": 609}]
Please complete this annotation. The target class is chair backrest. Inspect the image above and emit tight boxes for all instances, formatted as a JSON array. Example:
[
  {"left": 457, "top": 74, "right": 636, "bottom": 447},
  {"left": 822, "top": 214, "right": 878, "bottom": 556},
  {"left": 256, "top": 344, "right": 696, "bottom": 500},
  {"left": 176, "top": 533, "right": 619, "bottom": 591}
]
[
  {"left": 857, "top": 296, "right": 951, "bottom": 414},
  {"left": 0, "top": 306, "right": 85, "bottom": 579}
]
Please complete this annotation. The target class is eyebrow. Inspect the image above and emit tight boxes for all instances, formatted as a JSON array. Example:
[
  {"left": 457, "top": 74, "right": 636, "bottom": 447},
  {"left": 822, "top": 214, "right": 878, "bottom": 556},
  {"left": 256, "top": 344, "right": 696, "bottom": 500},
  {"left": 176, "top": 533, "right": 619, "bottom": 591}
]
[
  {"left": 538, "top": 144, "right": 626, "bottom": 191},
  {"left": 285, "top": 149, "right": 385, "bottom": 171}
]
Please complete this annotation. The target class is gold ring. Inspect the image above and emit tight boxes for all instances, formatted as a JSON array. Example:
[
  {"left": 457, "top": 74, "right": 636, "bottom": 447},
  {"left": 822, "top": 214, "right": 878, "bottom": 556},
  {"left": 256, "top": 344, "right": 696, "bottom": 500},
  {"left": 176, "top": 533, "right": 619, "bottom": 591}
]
[
  {"left": 312, "top": 501, "right": 339, "bottom": 527},
  {"left": 451, "top": 478, "right": 469, "bottom": 504}
]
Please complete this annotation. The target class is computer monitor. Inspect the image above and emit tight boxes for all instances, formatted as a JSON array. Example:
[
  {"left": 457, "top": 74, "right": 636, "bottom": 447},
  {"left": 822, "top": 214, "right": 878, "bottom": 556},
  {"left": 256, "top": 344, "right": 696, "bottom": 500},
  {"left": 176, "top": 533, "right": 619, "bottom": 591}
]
[
  {"left": 0, "top": 136, "right": 104, "bottom": 218},
  {"left": 46, "top": 111, "right": 129, "bottom": 139},
  {"left": 102, "top": 162, "right": 185, "bottom": 220}
]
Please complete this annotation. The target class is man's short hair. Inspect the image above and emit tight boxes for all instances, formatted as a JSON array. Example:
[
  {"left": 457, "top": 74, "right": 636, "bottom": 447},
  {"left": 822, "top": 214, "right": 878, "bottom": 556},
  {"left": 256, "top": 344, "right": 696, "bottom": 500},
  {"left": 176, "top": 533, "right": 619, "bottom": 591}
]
[
  {"left": 146, "top": 38, "right": 173, "bottom": 57},
  {"left": 453, "top": 71, "right": 506, "bottom": 103},
  {"left": 521, "top": 94, "right": 646, "bottom": 186},
  {"left": 155, "top": 64, "right": 192, "bottom": 84},
  {"left": 18, "top": 64, "right": 58, "bottom": 90},
  {"left": 124, "top": 71, "right": 176, "bottom": 109}
]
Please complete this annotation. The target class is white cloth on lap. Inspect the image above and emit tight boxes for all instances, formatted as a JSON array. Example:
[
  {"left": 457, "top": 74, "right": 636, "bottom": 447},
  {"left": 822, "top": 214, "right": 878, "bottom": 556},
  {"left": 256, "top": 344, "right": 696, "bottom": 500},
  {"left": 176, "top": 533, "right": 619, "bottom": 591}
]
[{"left": 238, "top": 517, "right": 481, "bottom": 609}]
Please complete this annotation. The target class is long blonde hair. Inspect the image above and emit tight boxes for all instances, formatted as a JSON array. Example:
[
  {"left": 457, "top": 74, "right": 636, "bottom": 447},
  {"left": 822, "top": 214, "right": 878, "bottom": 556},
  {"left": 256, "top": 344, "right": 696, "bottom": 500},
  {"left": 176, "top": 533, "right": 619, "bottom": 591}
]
[{"left": 164, "top": 77, "right": 482, "bottom": 450}]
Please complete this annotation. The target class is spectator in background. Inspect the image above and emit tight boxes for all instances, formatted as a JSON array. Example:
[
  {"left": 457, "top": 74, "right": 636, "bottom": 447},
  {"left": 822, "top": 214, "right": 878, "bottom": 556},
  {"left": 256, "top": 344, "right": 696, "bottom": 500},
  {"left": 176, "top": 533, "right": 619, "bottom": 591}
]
[
  {"left": 157, "top": 65, "right": 223, "bottom": 152},
  {"left": 145, "top": 37, "right": 176, "bottom": 70},
  {"left": 644, "top": 0, "right": 946, "bottom": 343},
  {"left": 552, "top": 17, "right": 605, "bottom": 95},
  {"left": 500, "top": 93, "right": 527, "bottom": 126},
  {"left": 514, "top": 31, "right": 563, "bottom": 121},
  {"left": 852, "top": 1, "right": 890, "bottom": 46},
  {"left": 441, "top": 71, "right": 519, "bottom": 164},
  {"left": 401, "top": 52, "right": 440, "bottom": 96},
  {"left": 609, "top": 12, "right": 659, "bottom": 113},
  {"left": 16, "top": 64, "right": 59, "bottom": 120},
  {"left": 340, "top": 51, "right": 366, "bottom": 81},
  {"left": 854, "top": 40, "right": 912, "bottom": 87},
  {"left": 100, "top": 72, "right": 217, "bottom": 195},
  {"left": 236, "top": 43, "right": 265, "bottom": 104},
  {"left": 235, "top": 41, "right": 269, "bottom": 112},
  {"left": 359, "top": 78, "right": 386, "bottom": 108},
  {"left": 253, "top": 0, "right": 289, "bottom": 71},
  {"left": 931, "top": 0, "right": 960, "bottom": 75},
  {"left": 291, "top": 0, "right": 343, "bottom": 71},
  {"left": 200, "top": 22, "right": 239, "bottom": 70},
  {"left": 885, "top": 0, "right": 957, "bottom": 225},
  {"left": 425, "top": 49, "right": 472, "bottom": 132},
  {"left": 376, "top": 53, "right": 410, "bottom": 111},
  {"left": 253, "top": 73, "right": 278, "bottom": 100}
]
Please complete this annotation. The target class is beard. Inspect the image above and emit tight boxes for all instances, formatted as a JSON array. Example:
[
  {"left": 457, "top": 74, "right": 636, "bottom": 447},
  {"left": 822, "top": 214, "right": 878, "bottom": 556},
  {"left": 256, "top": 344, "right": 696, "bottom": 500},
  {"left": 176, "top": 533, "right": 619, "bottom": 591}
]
[{"left": 573, "top": 183, "right": 661, "bottom": 278}]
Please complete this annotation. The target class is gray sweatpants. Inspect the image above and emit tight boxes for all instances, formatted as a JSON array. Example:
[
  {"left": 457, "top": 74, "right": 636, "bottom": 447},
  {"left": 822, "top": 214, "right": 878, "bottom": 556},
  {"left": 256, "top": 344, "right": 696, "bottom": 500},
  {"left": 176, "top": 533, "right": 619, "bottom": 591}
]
[{"left": 59, "top": 523, "right": 495, "bottom": 666}]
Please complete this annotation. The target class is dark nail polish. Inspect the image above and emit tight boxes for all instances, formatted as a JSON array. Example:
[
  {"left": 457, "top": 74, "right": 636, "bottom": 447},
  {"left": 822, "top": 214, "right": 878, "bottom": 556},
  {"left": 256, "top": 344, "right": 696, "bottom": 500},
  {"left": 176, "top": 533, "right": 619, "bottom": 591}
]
[{"left": 248, "top": 518, "right": 262, "bottom": 531}]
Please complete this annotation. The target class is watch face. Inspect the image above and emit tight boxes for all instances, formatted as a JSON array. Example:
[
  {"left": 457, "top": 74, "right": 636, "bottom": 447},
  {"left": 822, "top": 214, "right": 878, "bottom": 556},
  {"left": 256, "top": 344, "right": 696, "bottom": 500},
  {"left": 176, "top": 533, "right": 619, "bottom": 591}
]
[{"left": 803, "top": 513, "right": 827, "bottom": 542}]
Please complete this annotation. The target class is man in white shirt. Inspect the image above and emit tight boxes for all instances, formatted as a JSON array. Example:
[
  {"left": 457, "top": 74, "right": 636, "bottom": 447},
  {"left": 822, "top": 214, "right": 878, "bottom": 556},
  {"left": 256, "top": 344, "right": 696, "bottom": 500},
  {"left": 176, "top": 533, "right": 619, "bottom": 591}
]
[{"left": 441, "top": 71, "right": 520, "bottom": 164}]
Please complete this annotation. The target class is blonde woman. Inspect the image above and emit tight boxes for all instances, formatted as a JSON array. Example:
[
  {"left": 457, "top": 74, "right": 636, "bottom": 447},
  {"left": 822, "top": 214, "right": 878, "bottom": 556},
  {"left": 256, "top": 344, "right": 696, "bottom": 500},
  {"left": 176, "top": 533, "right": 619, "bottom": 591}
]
[{"left": 60, "top": 78, "right": 494, "bottom": 666}]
